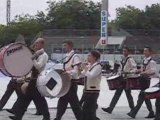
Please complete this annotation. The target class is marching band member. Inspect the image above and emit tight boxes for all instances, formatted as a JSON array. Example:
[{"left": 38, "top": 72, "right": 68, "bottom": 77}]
[
  {"left": 127, "top": 46, "right": 158, "bottom": 118},
  {"left": 154, "top": 78, "right": 160, "bottom": 120},
  {"left": 155, "top": 98, "right": 160, "bottom": 120},
  {"left": 102, "top": 47, "right": 136, "bottom": 113},
  {"left": 80, "top": 50, "right": 102, "bottom": 120},
  {"left": 6, "top": 74, "right": 43, "bottom": 115},
  {"left": 9, "top": 38, "right": 50, "bottom": 120},
  {"left": 0, "top": 77, "right": 22, "bottom": 111},
  {"left": 54, "top": 41, "right": 82, "bottom": 120}
]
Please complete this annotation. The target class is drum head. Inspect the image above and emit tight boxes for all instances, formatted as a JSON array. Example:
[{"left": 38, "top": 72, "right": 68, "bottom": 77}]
[
  {"left": 37, "top": 69, "right": 63, "bottom": 98},
  {"left": 3, "top": 43, "right": 33, "bottom": 77},
  {"left": 145, "top": 87, "right": 160, "bottom": 93},
  {"left": 107, "top": 75, "right": 120, "bottom": 81}
]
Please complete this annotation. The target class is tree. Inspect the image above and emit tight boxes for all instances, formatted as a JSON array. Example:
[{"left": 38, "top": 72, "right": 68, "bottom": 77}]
[
  {"left": 45, "top": 0, "right": 101, "bottom": 29},
  {"left": 0, "top": 15, "right": 42, "bottom": 46},
  {"left": 114, "top": 4, "right": 160, "bottom": 30},
  {"left": 144, "top": 4, "right": 160, "bottom": 29},
  {"left": 35, "top": 11, "right": 47, "bottom": 29},
  {"left": 115, "top": 5, "right": 143, "bottom": 29}
]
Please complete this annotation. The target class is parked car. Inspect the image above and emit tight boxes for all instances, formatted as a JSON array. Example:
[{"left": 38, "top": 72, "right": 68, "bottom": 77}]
[{"left": 100, "top": 60, "right": 114, "bottom": 73}]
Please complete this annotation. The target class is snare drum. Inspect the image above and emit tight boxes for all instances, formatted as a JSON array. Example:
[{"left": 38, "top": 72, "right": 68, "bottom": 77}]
[
  {"left": 107, "top": 75, "right": 124, "bottom": 90},
  {"left": 0, "top": 43, "right": 33, "bottom": 77},
  {"left": 145, "top": 87, "right": 160, "bottom": 99},
  {"left": 37, "top": 69, "right": 71, "bottom": 98},
  {"left": 126, "top": 75, "right": 150, "bottom": 90}
]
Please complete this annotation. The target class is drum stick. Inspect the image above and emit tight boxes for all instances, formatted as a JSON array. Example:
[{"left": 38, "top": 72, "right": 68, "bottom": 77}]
[{"left": 121, "top": 72, "right": 136, "bottom": 75}]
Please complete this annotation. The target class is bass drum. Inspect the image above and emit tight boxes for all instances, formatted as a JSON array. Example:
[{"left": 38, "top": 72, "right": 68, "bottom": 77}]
[
  {"left": 37, "top": 69, "right": 71, "bottom": 98},
  {"left": 0, "top": 43, "right": 33, "bottom": 77}
]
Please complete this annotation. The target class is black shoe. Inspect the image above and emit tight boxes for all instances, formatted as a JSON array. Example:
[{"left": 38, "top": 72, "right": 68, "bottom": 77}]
[
  {"left": 9, "top": 116, "right": 22, "bottom": 120},
  {"left": 145, "top": 112, "right": 155, "bottom": 118},
  {"left": 96, "top": 117, "right": 100, "bottom": 120},
  {"left": 9, "top": 115, "right": 22, "bottom": 120},
  {"left": 6, "top": 109, "right": 15, "bottom": 114},
  {"left": 42, "top": 117, "right": 50, "bottom": 120},
  {"left": 96, "top": 104, "right": 98, "bottom": 109},
  {"left": 102, "top": 107, "right": 112, "bottom": 114},
  {"left": 154, "top": 118, "right": 160, "bottom": 120},
  {"left": 9, "top": 116, "right": 16, "bottom": 120},
  {"left": 127, "top": 112, "right": 135, "bottom": 118},
  {"left": 33, "top": 112, "right": 42, "bottom": 115},
  {"left": 54, "top": 118, "right": 60, "bottom": 120}
]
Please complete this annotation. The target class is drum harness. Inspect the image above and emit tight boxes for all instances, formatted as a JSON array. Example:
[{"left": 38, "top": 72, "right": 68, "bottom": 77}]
[
  {"left": 48, "top": 52, "right": 81, "bottom": 79},
  {"left": 141, "top": 58, "right": 152, "bottom": 79},
  {"left": 63, "top": 52, "right": 83, "bottom": 83},
  {"left": 121, "top": 56, "right": 131, "bottom": 79},
  {"left": 143, "top": 58, "right": 152, "bottom": 72}
]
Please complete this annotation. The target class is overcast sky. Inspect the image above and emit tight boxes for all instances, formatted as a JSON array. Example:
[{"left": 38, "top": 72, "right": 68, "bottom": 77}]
[{"left": 0, "top": 0, "right": 160, "bottom": 25}]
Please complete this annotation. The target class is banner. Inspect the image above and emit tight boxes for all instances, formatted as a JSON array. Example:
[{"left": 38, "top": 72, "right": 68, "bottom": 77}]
[{"left": 100, "top": 10, "right": 108, "bottom": 45}]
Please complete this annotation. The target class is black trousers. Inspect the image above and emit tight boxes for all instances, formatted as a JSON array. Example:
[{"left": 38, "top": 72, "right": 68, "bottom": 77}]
[
  {"left": 0, "top": 79, "right": 22, "bottom": 109},
  {"left": 80, "top": 91, "right": 98, "bottom": 109},
  {"left": 81, "top": 92, "right": 99, "bottom": 120},
  {"left": 129, "top": 90, "right": 153, "bottom": 117},
  {"left": 11, "top": 89, "right": 45, "bottom": 114},
  {"left": 155, "top": 99, "right": 160, "bottom": 119},
  {"left": 80, "top": 92, "right": 86, "bottom": 107},
  {"left": 55, "top": 82, "right": 81, "bottom": 120},
  {"left": 13, "top": 77, "right": 50, "bottom": 120},
  {"left": 109, "top": 88, "right": 134, "bottom": 111}
]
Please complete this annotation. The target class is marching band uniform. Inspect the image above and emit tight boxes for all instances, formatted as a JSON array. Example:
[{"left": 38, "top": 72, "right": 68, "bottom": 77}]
[
  {"left": 81, "top": 62, "right": 102, "bottom": 120},
  {"left": 155, "top": 98, "right": 160, "bottom": 120},
  {"left": 9, "top": 48, "right": 50, "bottom": 120},
  {"left": 54, "top": 50, "right": 82, "bottom": 120},
  {"left": 102, "top": 56, "right": 136, "bottom": 113},
  {"left": 127, "top": 56, "right": 158, "bottom": 118},
  {"left": 0, "top": 78, "right": 22, "bottom": 110},
  {"left": 6, "top": 75, "right": 43, "bottom": 115}
]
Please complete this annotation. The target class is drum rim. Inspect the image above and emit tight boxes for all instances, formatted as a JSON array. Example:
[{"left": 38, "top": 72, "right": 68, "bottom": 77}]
[
  {"left": 0, "top": 69, "right": 11, "bottom": 76},
  {"left": 0, "top": 44, "right": 13, "bottom": 77},
  {"left": 107, "top": 75, "right": 120, "bottom": 80},
  {"left": 37, "top": 69, "right": 71, "bottom": 98},
  {"left": 2, "top": 43, "right": 32, "bottom": 77},
  {"left": 145, "top": 87, "right": 160, "bottom": 93}
]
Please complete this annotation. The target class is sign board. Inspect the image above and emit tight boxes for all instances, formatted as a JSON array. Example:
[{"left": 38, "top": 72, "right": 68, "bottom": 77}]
[{"left": 100, "top": 10, "right": 108, "bottom": 45}]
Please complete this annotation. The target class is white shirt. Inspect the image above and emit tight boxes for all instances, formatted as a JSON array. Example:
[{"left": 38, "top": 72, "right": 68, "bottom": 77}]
[
  {"left": 121, "top": 56, "right": 137, "bottom": 73},
  {"left": 64, "top": 50, "right": 81, "bottom": 79},
  {"left": 82, "top": 62, "right": 102, "bottom": 91},
  {"left": 33, "top": 49, "right": 48, "bottom": 72},
  {"left": 143, "top": 56, "right": 158, "bottom": 78}
]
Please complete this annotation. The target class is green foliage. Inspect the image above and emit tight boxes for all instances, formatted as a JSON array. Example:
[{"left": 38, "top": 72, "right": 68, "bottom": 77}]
[
  {"left": 45, "top": 0, "right": 101, "bottom": 29},
  {"left": 144, "top": 4, "right": 160, "bottom": 29},
  {"left": 114, "top": 4, "right": 160, "bottom": 30},
  {"left": 0, "top": 14, "right": 42, "bottom": 46},
  {"left": 1, "top": 1, "right": 160, "bottom": 46},
  {"left": 114, "top": 5, "right": 143, "bottom": 29},
  {"left": 0, "top": 0, "right": 101, "bottom": 46}
]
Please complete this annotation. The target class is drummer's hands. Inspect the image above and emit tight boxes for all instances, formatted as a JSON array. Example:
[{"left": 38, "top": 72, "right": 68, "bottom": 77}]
[
  {"left": 31, "top": 49, "right": 44, "bottom": 60},
  {"left": 135, "top": 69, "right": 141, "bottom": 74},
  {"left": 140, "top": 71, "right": 148, "bottom": 76},
  {"left": 83, "top": 65, "right": 89, "bottom": 72},
  {"left": 65, "top": 67, "right": 73, "bottom": 71}
]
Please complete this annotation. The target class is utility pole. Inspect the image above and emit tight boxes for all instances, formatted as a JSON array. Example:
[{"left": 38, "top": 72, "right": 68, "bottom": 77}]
[
  {"left": 6, "top": 0, "right": 11, "bottom": 25},
  {"left": 100, "top": 0, "right": 108, "bottom": 45}
]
